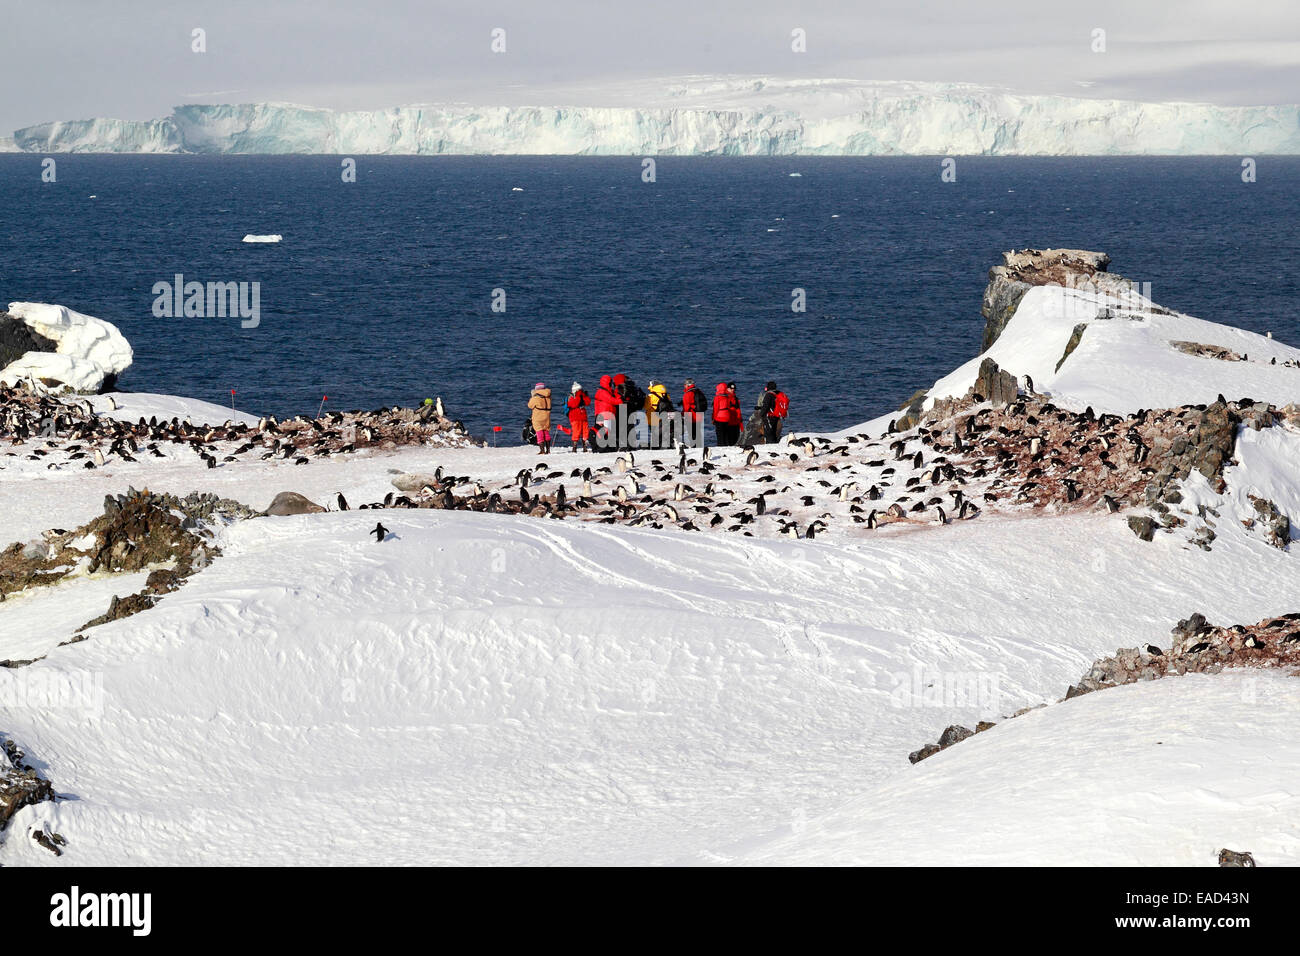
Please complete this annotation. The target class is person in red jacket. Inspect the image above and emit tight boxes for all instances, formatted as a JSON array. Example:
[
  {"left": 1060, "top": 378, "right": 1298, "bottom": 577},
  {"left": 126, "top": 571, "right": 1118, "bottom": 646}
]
[
  {"left": 681, "top": 378, "right": 706, "bottom": 446},
  {"left": 712, "top": 381, "right": 742, "bottom": 446},
  {"left": 593, "top": 374, "right": 618, "bottom": 450},
  {"left": 566, "top": 381, "right": 592, "bottom": 452}
]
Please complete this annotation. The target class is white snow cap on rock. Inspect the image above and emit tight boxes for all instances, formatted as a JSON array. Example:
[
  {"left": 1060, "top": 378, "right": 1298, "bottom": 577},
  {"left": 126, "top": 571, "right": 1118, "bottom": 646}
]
[{"left": 1, "top": 301, "right": 133, "bottom": 393}]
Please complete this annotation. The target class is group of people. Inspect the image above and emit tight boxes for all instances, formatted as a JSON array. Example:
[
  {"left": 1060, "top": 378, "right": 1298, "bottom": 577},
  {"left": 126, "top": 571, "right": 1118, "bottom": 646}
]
[{"left": 526, "top": 376, "right": 789, "bottom": 454}]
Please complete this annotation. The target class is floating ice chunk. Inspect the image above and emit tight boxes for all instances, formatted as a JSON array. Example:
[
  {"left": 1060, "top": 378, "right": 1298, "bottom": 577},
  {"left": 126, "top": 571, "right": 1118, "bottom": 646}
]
[{"left": 242, "top": 234, "right": 282, "bottom": 243}]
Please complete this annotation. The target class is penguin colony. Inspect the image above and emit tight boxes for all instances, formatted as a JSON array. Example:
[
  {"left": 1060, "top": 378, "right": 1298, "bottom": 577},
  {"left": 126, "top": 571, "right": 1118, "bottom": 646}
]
[
  {"left": 374, "top": 394, "right": 1288, "bottom": 541},
  {"left": 0, "top": 383, "right": 476, "bottom": 471}
]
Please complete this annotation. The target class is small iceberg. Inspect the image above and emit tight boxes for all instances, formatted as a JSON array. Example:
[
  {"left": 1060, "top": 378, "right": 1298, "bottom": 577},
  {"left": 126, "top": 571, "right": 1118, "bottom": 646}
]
[
  {"left": 788, "top": 172, "right": 802, "bottom": 177},
  {"left": 511, "top": 187, "right": 524, "bottom": 192},
  {"left": 242, "top": 234, "right": 283, "bottom": 243}
]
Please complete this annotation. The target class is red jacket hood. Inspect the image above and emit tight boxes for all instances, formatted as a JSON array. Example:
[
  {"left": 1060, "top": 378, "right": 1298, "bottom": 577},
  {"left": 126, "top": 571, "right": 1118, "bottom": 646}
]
[{"left": 599, "top": 375, "right": 612, "bottom": 389}]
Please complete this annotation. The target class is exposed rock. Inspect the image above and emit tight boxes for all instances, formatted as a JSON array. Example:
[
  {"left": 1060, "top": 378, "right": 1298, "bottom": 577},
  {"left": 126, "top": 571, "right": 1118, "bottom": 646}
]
[
  {"left": 75, "top": 591, "right": 159, "bottom": 632},
  {"left": 0, "top": 311, "right": 57, "bottom": 369},
  {"left": 893, "top": 388, "right": 930, "bottom": 432},
  {"left": 1218, "top": 848, "right": 1257, "bottom": 867},
  {"left": 32, "top": 829, "right": 67, "bottom": 856},
  {"left": 0, "top": 736, "right": 55, "bottom": 836},
  {"left": 908, "top": 743, "right": 942, "bottom": 764},
  {"left": 981, "top": 248, "right": 1113, "bottom": 350},
  {"left": 970, "top": 357, "right": 1019, "bottom": 406},
  {"left": 909, "top": 724, "right": 977, "bottom": 763},
  {"left": 1247, "top": 494, "right": 1291, "bottom": 549},
  {"left": 1055, "top": 323, "right": 1088, "bottom": 372},
  {"left": 1127, "top": 515, "right": 1155, "bottom": 541},
  {"left": 1170, "top": 341, "right": 1246, "bottom": 362},
  {"left": 265, "top": 491, "right": 327, "bottom": 516},
  {"left": 937, "top": 725, "right": 974, "bottom": 748}
]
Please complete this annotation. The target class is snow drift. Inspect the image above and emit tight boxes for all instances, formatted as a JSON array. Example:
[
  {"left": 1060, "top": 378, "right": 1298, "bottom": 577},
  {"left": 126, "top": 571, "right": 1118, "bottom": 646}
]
[{"left": 0, "top": 302, "right": 133, "bottom": 393}]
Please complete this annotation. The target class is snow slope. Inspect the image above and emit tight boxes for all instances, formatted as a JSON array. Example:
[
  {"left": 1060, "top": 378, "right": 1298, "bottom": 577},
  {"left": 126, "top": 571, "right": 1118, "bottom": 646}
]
[
  {"left": 13, "top": 78, "right": 1300, "bottom": 155},
  {"left": 3, "top": 272, "right": 1299, "bottom": 866},
  {"left": 3, "top": 501, "right": 1299, "bottom": 866},
  {"left": 737, "top": 671, "right": 1300, "bottom": 866},
  {"left": 928, "top": 284, "right": 1300, "bottom": 415}
]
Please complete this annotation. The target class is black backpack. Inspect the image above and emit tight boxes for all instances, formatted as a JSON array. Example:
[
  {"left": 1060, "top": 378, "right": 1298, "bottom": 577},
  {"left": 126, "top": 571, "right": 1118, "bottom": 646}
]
[
  {"left": 522, "top": 421, "right": 537, "bottom": 445},
  {"left": 625, "top": 382, "right": 646, "bottom": 410}
]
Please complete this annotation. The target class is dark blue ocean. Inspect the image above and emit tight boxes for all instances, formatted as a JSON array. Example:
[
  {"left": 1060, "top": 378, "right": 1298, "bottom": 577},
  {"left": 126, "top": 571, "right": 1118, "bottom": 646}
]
[{"left": 2, "top": 155, "right": 1297, "bottom": 440}]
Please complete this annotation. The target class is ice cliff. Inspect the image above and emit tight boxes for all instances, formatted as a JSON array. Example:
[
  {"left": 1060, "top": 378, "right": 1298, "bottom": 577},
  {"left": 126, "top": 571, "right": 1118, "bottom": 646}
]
[{"left": 12, "top": 78, "right": 1300, "bottom": 155}]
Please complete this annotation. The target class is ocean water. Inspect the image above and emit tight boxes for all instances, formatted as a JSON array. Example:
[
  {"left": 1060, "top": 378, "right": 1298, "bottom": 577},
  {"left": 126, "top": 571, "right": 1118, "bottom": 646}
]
[{"left": 1, "top": 155, "right": 1297, "bottom": 440}]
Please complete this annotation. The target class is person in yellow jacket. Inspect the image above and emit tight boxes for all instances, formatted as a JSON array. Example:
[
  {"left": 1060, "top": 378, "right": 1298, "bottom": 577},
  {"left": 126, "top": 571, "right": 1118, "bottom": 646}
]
[
  {"left": 528, "top": 382, "right": 553, "bottom": 455},
  {"left": 646, "top": 380, "right": 674, "bottom": 448}
]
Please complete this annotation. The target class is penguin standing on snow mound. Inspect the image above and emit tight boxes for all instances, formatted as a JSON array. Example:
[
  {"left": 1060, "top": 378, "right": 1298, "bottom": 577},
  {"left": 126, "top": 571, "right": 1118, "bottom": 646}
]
[
  {"left": 337, "top": 492, "right": 350, "bottom": 511},
  {"left": 371, "top": 522, "right": 389, "bottom": 542}
]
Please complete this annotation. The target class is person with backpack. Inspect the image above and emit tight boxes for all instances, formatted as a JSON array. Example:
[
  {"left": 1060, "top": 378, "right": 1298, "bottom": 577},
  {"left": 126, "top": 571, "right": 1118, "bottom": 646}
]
[
  {"left": 758, "top": 380, "right": 790, "bottom": 443},
  {"left": 528, "top": 382, "right": 553, "bottom": 455},
  {"left": 567, "top": 381, "right": 592, "bottom": 452},
  {"left": 681, "top": 378, "right": 706, "bottom": 446},
  {"left": 712, "top": 381, "right": 742, "bottom": 446},
  {"left": 620, "top": 377, "right": 648, "bottom": 448},
  {"left": 593, "top": 374, "right": 618, "bottom": 450},
  {"left": 647, "top": 380, "right": 673, "bottom": 447}
]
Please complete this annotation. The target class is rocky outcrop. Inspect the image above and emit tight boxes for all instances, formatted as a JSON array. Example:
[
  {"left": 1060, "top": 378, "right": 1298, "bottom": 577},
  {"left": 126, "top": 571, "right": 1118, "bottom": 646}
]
[
  {"left": 1170, "top": 341, "right": 1246, "bottom": 362},
  {"left": 910, "top": 610, "right": 1300, "bottom": 764},
  {"left": 1055, "top": 323, "right": 1088, "bottom": 372},
  {"left": 0, "top": 490, "right": 249, "bottom": 639},
  {"left": 1218, "top": 849, "right": 1257, "bottom": 867},
  {"left": 908, "top": 721, "right": 997, "bottom": 764},
  {"left": 1, "top": 737, "right": 55, "bottom": 836},
  {"left": 970, "top": 357, "right": 1020, "bottom": 406},
  {"left": 1065, "top": 611, "right": 1300, "bottom": 699},
  {"left": 981, "top": 249, "right": 1112, "bottom": 350}
]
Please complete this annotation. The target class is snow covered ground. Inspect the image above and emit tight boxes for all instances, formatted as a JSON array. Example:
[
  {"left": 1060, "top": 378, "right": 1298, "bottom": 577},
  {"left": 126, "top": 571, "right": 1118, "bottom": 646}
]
[{"left": 2, "top": 279, "right": 1298, "bottom": 866}]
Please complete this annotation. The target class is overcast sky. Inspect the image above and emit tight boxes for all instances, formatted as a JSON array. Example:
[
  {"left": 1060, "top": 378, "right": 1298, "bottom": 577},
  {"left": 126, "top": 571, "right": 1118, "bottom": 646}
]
[{"left": 3, "top": 0, "right": 1298, "bottom": 133}]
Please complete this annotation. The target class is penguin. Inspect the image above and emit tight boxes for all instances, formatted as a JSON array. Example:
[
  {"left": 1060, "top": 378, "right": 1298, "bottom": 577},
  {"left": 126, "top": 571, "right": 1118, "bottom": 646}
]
[
  {"left": 337, "top": 493, "right": 350, "bottom": 511},
  {"left": 371, "top": 522, "right": 389, "bottom": 542},
  {"left": 744, "top": 449, "right": 759, "bottom": 467}
]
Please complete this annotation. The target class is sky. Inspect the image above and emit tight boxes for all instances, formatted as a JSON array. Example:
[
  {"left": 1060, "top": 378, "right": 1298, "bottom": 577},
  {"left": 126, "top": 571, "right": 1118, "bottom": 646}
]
[{"left": 2, "top": 0, "right": 1298, "bottom": 134}]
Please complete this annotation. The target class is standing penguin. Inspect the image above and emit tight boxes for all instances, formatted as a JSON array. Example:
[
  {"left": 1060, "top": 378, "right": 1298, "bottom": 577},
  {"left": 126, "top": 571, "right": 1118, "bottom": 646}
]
[{"left": 371, "top": 522, "right": 389, "bottom": 542}]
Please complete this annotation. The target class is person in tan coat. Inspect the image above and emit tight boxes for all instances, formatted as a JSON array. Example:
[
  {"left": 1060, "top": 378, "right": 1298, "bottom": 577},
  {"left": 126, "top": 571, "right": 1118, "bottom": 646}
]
[{"left": 528, "top": 383, "right": 553, "bottom": 455}]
